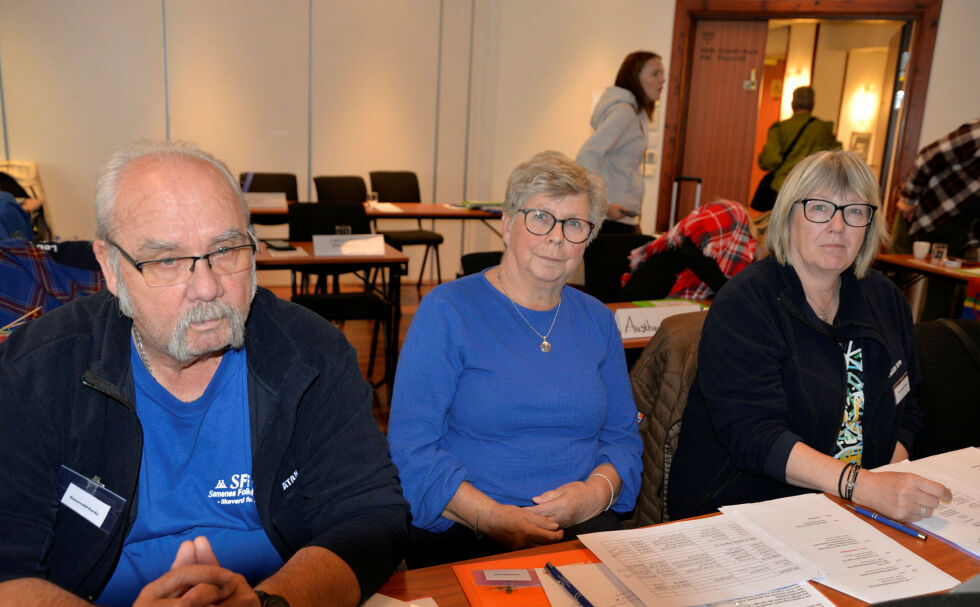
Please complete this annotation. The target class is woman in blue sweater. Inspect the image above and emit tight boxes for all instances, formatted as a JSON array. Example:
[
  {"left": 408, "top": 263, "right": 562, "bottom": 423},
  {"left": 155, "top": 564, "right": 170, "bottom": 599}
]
[{"left": 388, "top": 151, "right": 642, "bottom": 568}]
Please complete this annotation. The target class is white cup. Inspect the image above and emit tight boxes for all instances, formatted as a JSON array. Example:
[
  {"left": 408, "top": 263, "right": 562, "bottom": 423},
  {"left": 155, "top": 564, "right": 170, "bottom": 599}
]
[{"left": 912, "top": 241, "right": 930, "bottom": 259}]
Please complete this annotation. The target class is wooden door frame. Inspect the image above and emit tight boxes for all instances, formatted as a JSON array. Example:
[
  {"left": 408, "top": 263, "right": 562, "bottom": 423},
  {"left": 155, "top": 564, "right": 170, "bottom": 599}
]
[{"left": 657, "top": 0, "right": 943, "bottom": 230}]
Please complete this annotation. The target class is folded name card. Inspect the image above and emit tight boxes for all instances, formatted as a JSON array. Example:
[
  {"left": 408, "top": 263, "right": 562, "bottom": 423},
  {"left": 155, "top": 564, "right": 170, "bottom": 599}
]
[
  {"left": 313, "top": 234, "right": 385, "bottom": 256},
  {"left": 614, "top": 301, "right": 704, "bottom": 339},
  {"left": 244, "top": 192, "right": 287, "bottom": 209}
]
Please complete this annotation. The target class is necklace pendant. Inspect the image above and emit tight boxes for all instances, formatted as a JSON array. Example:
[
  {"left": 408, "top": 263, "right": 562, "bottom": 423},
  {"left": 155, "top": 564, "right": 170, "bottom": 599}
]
[{"left": 540, "top": 340, "right": 552, "bottom": 353}]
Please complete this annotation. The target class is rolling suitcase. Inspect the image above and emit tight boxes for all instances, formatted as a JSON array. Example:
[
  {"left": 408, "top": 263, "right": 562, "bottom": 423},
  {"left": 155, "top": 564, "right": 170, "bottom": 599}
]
[{"left": 668, "top": 175, "right": 702, "bottom": 226}]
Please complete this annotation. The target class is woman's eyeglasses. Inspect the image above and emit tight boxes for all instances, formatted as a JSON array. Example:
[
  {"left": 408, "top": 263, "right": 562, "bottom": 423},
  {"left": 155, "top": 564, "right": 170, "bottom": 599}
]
[
  {"left": 796, "top": 198, "right": 875, "bottom": 228},
  {"left": 518, "top": 208, "right": 595, "bottom": 243}
]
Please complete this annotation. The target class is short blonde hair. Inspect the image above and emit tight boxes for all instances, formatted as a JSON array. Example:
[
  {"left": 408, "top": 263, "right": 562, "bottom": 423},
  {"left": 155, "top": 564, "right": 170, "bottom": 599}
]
[
  {"left": 766, "top": 149, "right": 889, "bottom": 278},
  {"left": 503, "top": 150, "right": 608, "bottom": 243}
]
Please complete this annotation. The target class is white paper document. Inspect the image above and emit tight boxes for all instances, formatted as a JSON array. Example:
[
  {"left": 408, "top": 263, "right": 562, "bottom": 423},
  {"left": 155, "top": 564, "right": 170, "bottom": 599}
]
[
  {"left": 720, "top": 493, "right": 959, "bottom": 604},
  {"left": 614, "top": 301, "right": 704, "bottom": 339},
  {"left": 362, "top": 593, "right": 437, "bottom": 607},
  {"left": 370, "top": 202, "right": 403, "bottom": 213},
  {"left": 703, "top": 582, "right": 835, "bottom": 607},
  {"left": 539, "top": 562, "right": 644, "bottom": 607},
  {"left": 579, "top": 513, "right": 820, "bottom": 607},
  {"left": 875, "top": 447, "right": 980, "bottom": 558},
  {"left": 312, "top": 234, "right": 385, "bottom": 256}
]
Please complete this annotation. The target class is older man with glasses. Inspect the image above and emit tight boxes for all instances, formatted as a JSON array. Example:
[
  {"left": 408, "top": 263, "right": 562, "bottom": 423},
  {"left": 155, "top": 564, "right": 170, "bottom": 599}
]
[{"left": 0, "top": 141, "right": 408, "bottom": 607}]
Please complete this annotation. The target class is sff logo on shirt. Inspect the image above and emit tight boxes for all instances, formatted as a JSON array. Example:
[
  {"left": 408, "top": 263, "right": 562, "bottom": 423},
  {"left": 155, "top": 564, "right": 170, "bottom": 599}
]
[{"left": 208, "top": 473, "right": 254, "bottom": 505}]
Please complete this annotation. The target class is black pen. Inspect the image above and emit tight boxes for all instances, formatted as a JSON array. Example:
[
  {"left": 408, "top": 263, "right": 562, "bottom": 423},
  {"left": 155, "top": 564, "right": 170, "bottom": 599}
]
[
  {"left": 846, "top": 504, "right": 928, "bottom": 540},
  {"left": 544, "top": 561, "right": 595, "bottom": 607}
]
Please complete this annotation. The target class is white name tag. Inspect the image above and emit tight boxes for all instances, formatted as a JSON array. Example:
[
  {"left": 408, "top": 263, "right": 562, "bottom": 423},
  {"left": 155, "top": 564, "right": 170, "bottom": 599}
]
[
  {"left": 484, "top": 569, "right": 533, "bottom": 582},
  {"left": 61, "top": 483, "right": 111, "bottom": 528},
  {"left": 893, "top": 372, "right": 911, "bottom": 405}
]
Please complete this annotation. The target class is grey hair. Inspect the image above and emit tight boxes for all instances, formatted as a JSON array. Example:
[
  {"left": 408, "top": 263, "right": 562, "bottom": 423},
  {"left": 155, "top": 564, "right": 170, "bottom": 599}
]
[
  {"left": 503, "top": 150, "right": 608, "bottom": 243},
  {"left": 766, "top": 149, "right": 889, "bottom": 278},
  {"left": 94, "top": 140, "right": 249, "bottom": 241}
]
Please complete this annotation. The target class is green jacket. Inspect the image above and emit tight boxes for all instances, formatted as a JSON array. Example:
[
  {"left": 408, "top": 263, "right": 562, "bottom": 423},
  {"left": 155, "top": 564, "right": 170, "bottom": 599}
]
[{"left": 758, "top": 112, "right": 841, "bottom": 191}]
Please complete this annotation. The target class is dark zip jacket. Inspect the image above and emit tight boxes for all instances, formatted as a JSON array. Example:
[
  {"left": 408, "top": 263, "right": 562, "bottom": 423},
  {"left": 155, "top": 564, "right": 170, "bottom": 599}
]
[
  {"left": 668, "top": 257, "right": 922, "bottom": 519},
  {"left": 0, "top": 288, "right": 408, "bottom": 602}
]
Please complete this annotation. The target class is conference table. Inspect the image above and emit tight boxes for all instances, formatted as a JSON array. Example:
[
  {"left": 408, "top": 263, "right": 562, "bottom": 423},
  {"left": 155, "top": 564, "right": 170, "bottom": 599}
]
[
  {"left": 377, "top": 494, "right": 980, "bottom": 606},
  {"left": 875, "top": 253, "right": 980, "bottom": 319},
  {"left": 254, "top": 241, "right": 408, "bottom": 398}
]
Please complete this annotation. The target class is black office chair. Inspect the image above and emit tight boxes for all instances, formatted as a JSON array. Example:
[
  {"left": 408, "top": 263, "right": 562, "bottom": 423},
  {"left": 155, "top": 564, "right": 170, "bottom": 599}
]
[
  {"left": 583, "top": 233, "right": 655, "bottom": 302},
  {"left": 240, "top": 172, "right": 299, "bottom": 225},
  {"left": 287, "top": 201, "right": 373, "bottom": 294},
  {"left": 459, "top": 251, "right": 503, "bottom": 277},
  {"left": 369, "top": 171, "right": 443, "bottom": 288},
  {"left": 912, "top": 318, "right": 980, "bottom": 458},
  {"left": 314, "top": 176, "right": 368, "bottom": 203}
]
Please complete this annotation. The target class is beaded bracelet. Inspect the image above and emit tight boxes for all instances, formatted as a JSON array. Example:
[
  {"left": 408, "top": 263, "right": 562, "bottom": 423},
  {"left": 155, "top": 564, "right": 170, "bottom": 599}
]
[
  {"left": 590, "top": 473, "right": 616, "bottom": 512},
  {"left": 474, "top": 495, "right": 492, "bottom": 539}
]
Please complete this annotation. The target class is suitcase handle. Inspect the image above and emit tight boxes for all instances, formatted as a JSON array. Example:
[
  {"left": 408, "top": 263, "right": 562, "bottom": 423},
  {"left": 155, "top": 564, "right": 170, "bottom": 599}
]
[{"left": 669, "top": 176, "right": 703, "bottom": 226}]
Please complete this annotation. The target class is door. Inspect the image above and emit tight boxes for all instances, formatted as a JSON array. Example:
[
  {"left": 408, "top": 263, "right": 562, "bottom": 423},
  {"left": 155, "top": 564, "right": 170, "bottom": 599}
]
[{"left": 674, "top": 20, "right": 767, "bottom": 223}]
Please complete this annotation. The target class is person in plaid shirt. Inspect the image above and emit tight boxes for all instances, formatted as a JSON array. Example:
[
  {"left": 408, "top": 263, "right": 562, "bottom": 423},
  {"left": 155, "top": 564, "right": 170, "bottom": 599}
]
[
  {"left": 896, "top": 119, "right": 980, "bottom": 257},
  {"left": 618, "top": 200, "right": 767, "bottom": 301}
]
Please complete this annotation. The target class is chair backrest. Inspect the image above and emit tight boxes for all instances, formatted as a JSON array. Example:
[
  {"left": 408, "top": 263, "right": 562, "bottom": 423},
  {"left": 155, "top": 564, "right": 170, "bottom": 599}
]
[
  {"left": 287, "top": 202, "right": 371, "bottom": 241},
  {"left": 240, "top": 172, "right": 299, "bottom": 202},
  {"left": 314, "top": 176, "right": 368, "bottom": 203},
  {"left": 912, "top": 318, "right": 980, "bottom": 458},
  {"left": 583, "top": 233, "right": 655, "bottom": 302},
  {"left": 369, "top": 171, "right": 421, "bottom": 203},
  {"left": 460, "top": 251, "right": 503, "bottom": 276},
  {"left": 629, "top": 310, "right": 708, "bottom": 526},
  {"left": 0, "top": 171, "right": 29, "bottom": 199}
]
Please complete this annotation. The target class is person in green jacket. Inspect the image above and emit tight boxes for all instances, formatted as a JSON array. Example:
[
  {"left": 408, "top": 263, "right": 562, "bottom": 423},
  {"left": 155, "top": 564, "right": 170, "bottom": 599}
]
[{"left": 758, "top": 86, "right": 841, "bottom": 194}]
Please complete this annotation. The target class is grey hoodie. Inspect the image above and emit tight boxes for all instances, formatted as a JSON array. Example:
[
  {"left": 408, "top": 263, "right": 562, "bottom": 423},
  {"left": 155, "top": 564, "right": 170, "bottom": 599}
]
[{"left": 576, "top": 86, "right": 648, "bottom": 225}]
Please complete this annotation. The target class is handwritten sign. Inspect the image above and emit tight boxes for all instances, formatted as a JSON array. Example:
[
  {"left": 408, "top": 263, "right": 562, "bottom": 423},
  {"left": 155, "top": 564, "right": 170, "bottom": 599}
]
[
  {"left": 312, "top": 234, "right": 385, "bottom": 256},
  {"left": 614, "top": 302, "right": 704, "bottom": 340}
]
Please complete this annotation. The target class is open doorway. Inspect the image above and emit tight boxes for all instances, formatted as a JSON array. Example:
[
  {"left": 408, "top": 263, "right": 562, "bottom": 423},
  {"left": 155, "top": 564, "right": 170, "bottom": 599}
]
[
  {"left": 750, "top": 20, "right": 909, "bottom": 199},
  {"left": 657, "top": 0, "right": 942, "bottom": 232}
]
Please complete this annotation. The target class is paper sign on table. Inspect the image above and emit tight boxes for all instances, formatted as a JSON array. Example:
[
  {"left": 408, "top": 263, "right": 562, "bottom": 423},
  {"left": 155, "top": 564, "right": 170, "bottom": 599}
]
[
  {"left": 313, "top": 234, "right": 385, "bottom": 256},
  {"left": 614, "top": 300, "right": 704, "bottom": 339}
]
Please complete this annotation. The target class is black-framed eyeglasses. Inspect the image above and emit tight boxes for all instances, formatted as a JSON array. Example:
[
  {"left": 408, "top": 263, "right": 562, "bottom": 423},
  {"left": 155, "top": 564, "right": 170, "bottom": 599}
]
[
  {"left": 109, "top": 239, "right": 256, "bottom": 287},
  {"left": 518, "top": 208, "right": 595, "bottom": 243},
  {"left": 795, "top": 198, "right": 876, "bottom": 228}
]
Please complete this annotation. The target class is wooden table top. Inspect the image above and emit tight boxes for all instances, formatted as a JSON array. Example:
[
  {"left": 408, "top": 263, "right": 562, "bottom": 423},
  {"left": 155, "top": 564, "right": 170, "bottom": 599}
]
[
  {"left": 876, "top": 253, "right": 980, "bottom": 282},
  {"left": 254, "top": 241, "right": 409, "bottom": 267},
  {"left": 378, "top": 497, "right": 980, "bottom": 607},
  {"left": 248, "top": 201, "right": 500, "bottom": 221}
]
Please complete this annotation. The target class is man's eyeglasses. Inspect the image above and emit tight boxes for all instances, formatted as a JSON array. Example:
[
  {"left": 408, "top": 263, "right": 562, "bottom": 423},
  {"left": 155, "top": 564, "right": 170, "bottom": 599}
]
[
  {"left": 518, "top": 208, "right": 595, "bottom": 244},
  {"left": 109, "top": 240, "right": 256, "bottom": 287},
  {"left": 795, "top": 198, "right": 876, "bottom": 228}
]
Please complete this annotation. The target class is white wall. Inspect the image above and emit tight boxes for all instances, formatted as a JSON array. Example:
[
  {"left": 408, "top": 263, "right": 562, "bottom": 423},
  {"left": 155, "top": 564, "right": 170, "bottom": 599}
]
[{"left": 0, "top": 0, "right": 976, "bottom": 278}]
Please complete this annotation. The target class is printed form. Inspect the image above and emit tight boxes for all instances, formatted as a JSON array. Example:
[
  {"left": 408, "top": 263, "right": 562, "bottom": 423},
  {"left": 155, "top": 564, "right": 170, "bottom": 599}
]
[
  {"left": 720, "top": 493, "right": 958, "bottom": 603},
  {"left": 579, "top": 513, "right": 820, "bottom": 607},
  {"left": 876, "top": 447, "right": 980, "bottom": 558}
]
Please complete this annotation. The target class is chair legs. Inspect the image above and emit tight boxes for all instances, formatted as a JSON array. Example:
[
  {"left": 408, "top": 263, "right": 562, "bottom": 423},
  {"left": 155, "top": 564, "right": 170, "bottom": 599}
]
[{"left": 416, "top": 244, "right": 443, "bottom": 288}]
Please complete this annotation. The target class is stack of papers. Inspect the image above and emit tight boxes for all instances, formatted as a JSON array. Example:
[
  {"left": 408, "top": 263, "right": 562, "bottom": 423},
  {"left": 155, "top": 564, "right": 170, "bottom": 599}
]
[
  {"left": 312, "top": 234, "right": 385, "bottom": 256},
  {"left": 244, "top": 192, "right": 287, "bottom": 209}
]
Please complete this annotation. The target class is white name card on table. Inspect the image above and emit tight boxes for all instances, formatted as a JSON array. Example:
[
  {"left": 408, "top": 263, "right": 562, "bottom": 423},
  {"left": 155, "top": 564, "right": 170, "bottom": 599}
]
[
  {"left": 614, "top": 301, "right": 704, "bottom": 339},
  {"left": 244, "top": 192, "right": 287, "bottom": 209},
  {"left": 313, "top": 234, "right": 385, "bottom": 256}
]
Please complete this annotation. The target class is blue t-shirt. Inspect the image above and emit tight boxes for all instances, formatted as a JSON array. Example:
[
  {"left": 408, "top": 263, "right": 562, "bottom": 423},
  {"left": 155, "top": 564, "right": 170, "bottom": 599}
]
[{"left": 98, "top": 344, "right": 282, "bottom": 606}]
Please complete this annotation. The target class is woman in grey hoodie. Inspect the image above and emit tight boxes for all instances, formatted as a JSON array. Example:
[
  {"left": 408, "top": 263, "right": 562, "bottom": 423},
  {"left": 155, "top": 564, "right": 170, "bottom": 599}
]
[{"left": 577, "top": 51, "right": 664, "bottom": 234}]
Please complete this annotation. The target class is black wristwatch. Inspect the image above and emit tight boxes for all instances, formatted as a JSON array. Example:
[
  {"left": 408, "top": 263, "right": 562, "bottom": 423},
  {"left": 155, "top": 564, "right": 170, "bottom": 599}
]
[{"left": 255, "top": 590, "right": 291, "bottom": 607}]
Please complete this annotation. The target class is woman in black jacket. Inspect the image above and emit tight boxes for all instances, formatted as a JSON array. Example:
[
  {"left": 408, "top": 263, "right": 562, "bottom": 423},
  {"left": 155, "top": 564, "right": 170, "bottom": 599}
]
[{"left": 668, "top": 150, "right": 951, "bottom": 523}]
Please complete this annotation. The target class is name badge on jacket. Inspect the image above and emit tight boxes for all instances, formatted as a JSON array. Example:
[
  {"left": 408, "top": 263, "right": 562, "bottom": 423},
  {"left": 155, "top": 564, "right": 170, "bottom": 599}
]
[{"left": 57, "top": 465, "right": 126, "bottom": 533}]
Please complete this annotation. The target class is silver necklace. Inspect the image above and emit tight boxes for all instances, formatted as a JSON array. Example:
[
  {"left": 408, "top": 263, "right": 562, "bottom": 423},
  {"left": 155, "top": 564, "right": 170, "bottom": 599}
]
[
  {"left": 805, "top": 286, "right": 839, "bottom": 323},
  {"left": 498, "top": 269, "right": 561, "bottom": 353},
  {"left": 132, "top": 326, "right": 152, "bottom": 374}
]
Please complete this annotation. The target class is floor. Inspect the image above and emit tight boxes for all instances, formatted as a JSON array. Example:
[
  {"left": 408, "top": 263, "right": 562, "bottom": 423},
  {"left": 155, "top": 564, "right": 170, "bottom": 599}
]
[{"left": 267, "top": 281, "right": 437, "bottom": 432}]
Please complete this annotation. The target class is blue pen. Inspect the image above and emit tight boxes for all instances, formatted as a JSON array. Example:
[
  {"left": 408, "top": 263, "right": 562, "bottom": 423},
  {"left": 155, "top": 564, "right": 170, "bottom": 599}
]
[
  {"left": 846, "top": 504, "right": 928, "bottom": 540},
  {"left": 544, "top": 562, "right": 595, "bottom": 607}
]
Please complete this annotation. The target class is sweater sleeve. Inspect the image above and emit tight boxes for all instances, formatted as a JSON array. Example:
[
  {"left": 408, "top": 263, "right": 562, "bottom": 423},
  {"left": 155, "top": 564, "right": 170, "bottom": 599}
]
[
  {"left": 577, "top": 104, "right": 641, "bottom": 174},
  {"left": 595, "top": 310, "right": 643, "bottom": 512},
  {"left": 387, "top": 294, "right": 469, "bottom": 532}
]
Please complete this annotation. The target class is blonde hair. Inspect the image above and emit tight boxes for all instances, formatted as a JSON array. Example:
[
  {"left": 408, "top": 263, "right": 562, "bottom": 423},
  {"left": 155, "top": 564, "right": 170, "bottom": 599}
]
[{"left": 766, "top": 150, "right": 889, "bottom": 278}]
